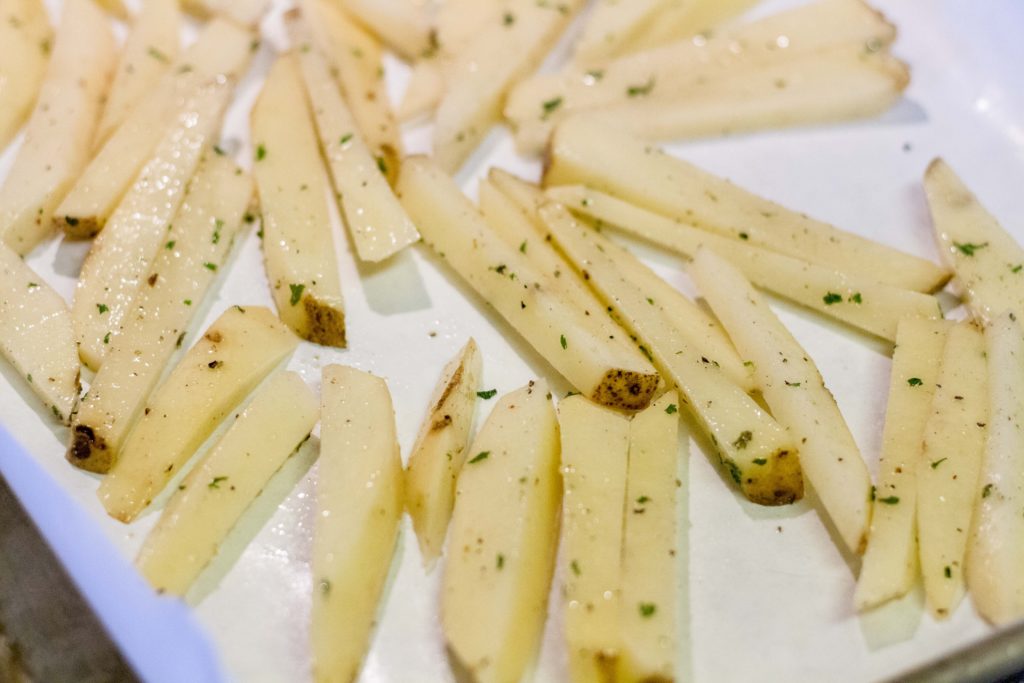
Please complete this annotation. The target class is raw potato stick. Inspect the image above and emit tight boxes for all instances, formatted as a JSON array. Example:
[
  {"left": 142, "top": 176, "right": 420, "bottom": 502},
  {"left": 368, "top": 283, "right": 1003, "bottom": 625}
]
[
  {"left": 137, "top": 372, "right": 318, "bottom": 595},
  {"left": 571, "top": 0, "right": 674, "bottom": 66},
  {"left": 288, "top": 14, "right": 420, "bottom": 263},
  {"left": 917, "top": 321, "right": 988, "bottom": 618},
  {"left": 334, "top": 0, "right": 432, "bottom": 61},
  {"left": 968, "top": 313, "right": 1024, "bottom": 625},
  {"left": 397, "top": 157, "right": 660, "bottom": 411},
  {"left": 73, "top": 79, "right": 232, "bottom": 370},
  {"left": 619, "top": 391, "right": 680, "bottom": 682},
  {"left": 0, "top": 0, "right": 51, "bottom": 150},
  {"left": 251, "top": 55, "right": 346, "bottom": 346},
  {"left": 558, "top": 395, "right": 630, "bottom": 682},
  {"left": 442, "top": 380, "right": 561, "bottom": 683},
  {"left": 855, "top": 318, "right": 950, "bottom": 611},
  {"left": 631, "top": 0, "right": 759, "bottom": 51},
  {"left": 690, "top": 248, "right": 872, "bottom": 554},
  {"left": 0, "top": 0, "right": 116, "bottom": 254},
  {"left": 506, "top": 0, "right": 896, "bottom": 149},
  {"left": 433, "top": 0, "right": 583, "bottom": 172},
  {"left": 548, "top": 185, "right": 941, "bottom": 342},
  {"left": 313, "top": 365, "right": 403, "bottom": 683},
  {"left": 0, "top": 245, "right": 79, "bottom": 423},
  {"left": 55, "top": 19, "right": 253, "bottom": 237},
  {"left": 924, "top": 158, "right": 1024, "bottom": 323},
  {"left": 96, "top": 0, "right": 130, "bottom": 20},
  {"left": 405, "top": 338, "right": 481, "bottom": 565},
  {"left": 181, "top": 0, "right": 270, "bottom": 26},
  {"left": 544, "top": 118, "right": 950, "bottom": 293},
  {"left": 303, "top": 0, "right": 402, "bottom": 185},
  {"left": 541, "top": 204, "right": 801, "bottom": 505},
  {"left": 71, "top": 156, "right": 252, "bottom": 476},
  {"left": 95, "top": 0, "right": 181, "bottom": 145},
  {"left": 93, "top": 307, "right": 298, "bottom": 510}
]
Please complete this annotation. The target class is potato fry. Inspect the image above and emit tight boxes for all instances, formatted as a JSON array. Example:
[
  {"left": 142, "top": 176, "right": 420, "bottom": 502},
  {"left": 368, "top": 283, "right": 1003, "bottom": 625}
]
[
  {"left": 55, "top": 18, "right": 253, "bottom": 236},
  {"left": 250, "top": 55, "right": 346, "bottom": 346},
  {"left": 544, "top": 118, "right": 950, "bottom": 293},
  {"left": 397, "top": 157, "right": 659, "bottom": 410},
  {"left": 548, "top": 185, "right": 941, "bottom": 342},
  {"left": 93, "top": 307, "right": 297, "bottom": 508},
  {"left": 137, "top": 372, "right": 318, "bottom": 595},
  {"left": 0, "top": 0, "right": 115, "bottom": 254},
  {"left": 405, "top": 339, "right": 481, "bottom": 565},
  {"left": 334, "top": 0, "right": 432, "bottom": 60},
  {"left": 619, "top": 391, "right": 679, "bottom": 682},
  {"left": 690, "top": 248, "right": 871, "bottom": 554},
  {"left": 94, "top": 0, "right": 181, "bottom": 146},
  {"left": 73, "top": 79, "right": 232, "bottom": 370},
  {"left": 541, "top": 204, "right": 800, "bottom": 505},
  {"left": 288, "top": 15, "right": 420, "bottom": 263},
  {"left": 0, "top": 245, "right": 79, "bottom": 423},
  {"left": 313, "top": 365, "right": 403, "bottom": 683},
  {"left": 181, "top": 0, "right": 270, "bottom": 26},
  {"left": 917, "top": 321, "right": 988, "bottom": 618},
  {"left": 968, "top": 313, "right": 1024, "bottom": 625},
  {"left": 630, "top": 0, "right": 760, "bottom": 51},
  {"left": 72, "top": 155, "right": 252, "bottom": 476},
  {"left": 0, "top": 0, "right": 51, "bottom": 150},
  {"left": 397, "top": 61, "right": 445, "bottom": 122},
  {"left": 442, "top": 380, "right": 561, "bottom": 683},
  {"left": 855, "top": 318, "right": 949, "bottom": 612},
  {"left": 571, "top": 0, "right": 675, "bottom": 66},
  {"left": 558, "top": 395, "right": 629, "bottom": 682},
  {"left": 924, "top": 158, "right": 1024, "bottom": 323}
]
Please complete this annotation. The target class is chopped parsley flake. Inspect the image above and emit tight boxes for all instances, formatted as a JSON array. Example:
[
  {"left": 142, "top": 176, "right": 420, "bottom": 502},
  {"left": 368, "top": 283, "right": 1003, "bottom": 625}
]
[
  {"left": 203, "top": 262, "right": 217, "bottom": 271},
  {"left": 944, "top": 565, "right": 952, "bottom": 578},
  {"left": 983, "top": 483, "right": 994, "bottom": 498},
  {"left": 255, "top": 144, "right": 267, "bottom": 161},
  {"left": 560, "top": 334, "right": 567, "bottom": 350},
  {"left": 468, "top": 451, "right": 490, "bottom": 464},
  {"left": 627, "top": 78, "right": 655, "bottom": 97},
  {"left": 477, "top": 389, "right": 498, "bottom": 399},
  {"left": 147, "top": 46, "right": 169, "bottom": 62},
  {"left": 571, "top": 560, "right": 581, "bottom": 575},
  {"left": 519, "top": 240, "right": 527, "bottom": 253},
  {"left": 907, "top": 377, "right": 923, "bottom": 387},
  {"left": 850, "top": 293, "right": 863, "bottom": 304},
  {"left": 289, "top": 283, "right": 305, "bottom": 306},
  {"left": 541, "top": 96, "right": 563, "bottom": 119},
  {"left": 931, "top": 457, "right": 947, "bottom": 469},
  {"left": 496, "top": 553, "right": 505, "bottom": 569},
  {"left": 340, "top": 133, "right": 353, "bottom": 145},
  {"left": 822, "top": 292, "right": 843, "bottom": 305},
  {"left": 103, "top": 332, "right": 111, "bottom": 345},
  {"left": 953, "top": 241, "right": 988, "bottom": 256},
  {"left": 208, "top": 476, "right": 228, "bottom": 489},
  {"left": 665, "top": 403, "right": 678, "bottom": 415},
  {"left": 96, "top": 303, "right": 109, "bottom": 314},
  {"left": 753, "top": 458, "right": 768, "bottom": 465},
  {"left": 639, "top": 602, "right": 657, "bottom": 617},
  {"left": 376, "top": 156, "right": 388, "bottom": 175},
  {"left": 503, "top": 12, "right": 515, "bottom": 25},
  {"left": 732, "top": 430, "right": 753, "bottom": 450},
  {"left": 165, "top": 240, "right": 175, "bottom": 249},
  {"left": 878, "top": 495, "right": 900, "bottom": 505}
]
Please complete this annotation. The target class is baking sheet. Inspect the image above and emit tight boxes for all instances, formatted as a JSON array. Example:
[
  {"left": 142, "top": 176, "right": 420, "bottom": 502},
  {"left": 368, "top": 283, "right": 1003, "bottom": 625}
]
[{"left": 2, "top": 0, "right": 1024, "bottom": 681}]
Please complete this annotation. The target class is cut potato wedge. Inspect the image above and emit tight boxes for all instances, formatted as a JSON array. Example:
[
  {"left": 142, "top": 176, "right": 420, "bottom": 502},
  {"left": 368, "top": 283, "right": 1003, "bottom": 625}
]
[
  {"left": 72, "top": 156, "right": 252, "bottom": 476},
  {"left": 631, "top": 0, "right": 759, "bottom": 51},
  {"left": 92, "top": 307, "right": 297, "bottom": 509},
  {"left": 0, "top": 0, "right": 115, "bottom": 254},
  {"left": 55, "top": 18, "right": 253, "bottom": 236},
  {"left": 95, "top": 0, "right": 130, "bottom": 20},
  {"left": 558, "top": 395, "right": 630, "bottom": 682},
  {"left": 335, "top": 0, "right": 431, "bottom": 60},
  {"left": 137, "top": 371, "right": 318, "bottom": 595},
  {"left": 924, "top": 158, "right": 1024, "bottom": 323},
  {"left": 288, "top": 15, "right": 420, "bottom": 263},
  {"left": 507, "top": 0, "right": 896, "bottom": 149},
  {"left": 442, "top": 380, "right": 561, "bottom": 683},
  {"left": 968, "top": 313, "right": 1024, "bottom": 625},
  {"left": 854, "top": 318, "right": 950, "bottom": 612},
  {"left": 432, "top": 0, "right": 582, "bottom": 171},
  {"left": 690, "top": 248, "right": 872, "bottom": 554},
  {"left": 397, "top": 60, "right": 445, "bottom": 122},
  {"left": 73, "top": 79, "right": 232, "bottom": 370},
  {"left": 544, "top": 118, "right": 950, "bottom": 293},
  {"left": 304, "top": 0, "right": 402, "bottom": 185},
  {"left": 95, "top": 0, "right": 181, "bottom": 145},
  {"left": 397, "top": 157, "right": 659, "bottom": 410},
  {"left": 405, "top": 338, "right": 482, "bottom": 565},
  {"left": 619, "top": 390, "right": 679, "bottom": 682},
  {"left": 182, "top": 0, "right": 270, "bottom": 26},
  {"left": 571, "top": 0, "right": 673, "bottom": 66},
  {"left": 541, "top": 204, "right": 800, "bottom": 505},
  {"left": 312, "top": 365, "right": 404, "bottom": 683},
  {"left": 549, "top": 185, "right": 941, "bottom": 342},
  {"left": 0, "top": 0, "right": 51, "bottom": 150},
  {"left": 0, "top": 245, "right": 79, "bottom": 423},
  {"left": 251, "top": 55, "right": 346, "bottom": 346},
  {"left": 917, "top": 321, "right": 988, "bottom": 618}
]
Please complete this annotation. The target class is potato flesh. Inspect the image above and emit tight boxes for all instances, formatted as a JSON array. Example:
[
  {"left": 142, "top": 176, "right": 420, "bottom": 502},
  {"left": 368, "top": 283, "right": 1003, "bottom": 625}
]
[
  {"left": 335, "top": 0, "right": 432, "bottom": 61},
  {"left": 94, "top": 307, "right": 298, "bottom": 513},
  {"left": 0, "top": 0, "right": 51, "bottom": 150},
  {"left": 72, "top": 155, "right": 253, "bottom": 473},
  {"left": 181, "top": 0, "right": 270, "bottom": 26},
  {"left": 854, "top": 318, "right": 950, "bottom": 611},
  {"left": 690, "top": 248, "right": 871, "bottom": 553},
  {"left": 312, "top": 365, "right": 404, "bottom": 683},
  {"left": 442, "top": 380, "right": 561, "bottom": 683},
  {"left": 544, "top": 118, "right": 950, "bottom": 293},
  {"left": 73, "top": 80, "right": 232, "bottom": 370},
  {"left": 558, "top": 395, "right": 630, "bottom": 682},
  {"left": 570, "top": 0, "right": 673, "bottom": 66},
  {"left": 137, "top": 372, "right": 318, "bottom": 595},
  {"left": 0, "top": 0, "right": 116, "bottom": 254},
  {"left": 405, "top": 338, "right": 481, "bottom": 565},
  {"left": 917, "top": 321, "right": 988, "bottom": 618},
  {"left": 397, "top": 157, "right": 659, "bottom": 410},
  {"left": 549, "top": 185, "right": 940, "bottom": 342},
  {"left": 542, "top": 204, "right": 801, "bottom": 506},
  {"left": 968, "top": 314, "right": 1024, "bottom": 625}
]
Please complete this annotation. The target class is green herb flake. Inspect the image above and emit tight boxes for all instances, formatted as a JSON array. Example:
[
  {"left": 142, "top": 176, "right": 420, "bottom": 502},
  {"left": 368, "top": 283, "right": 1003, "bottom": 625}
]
[
  {"left": 639, "top": 602, "right": 657, "bottom": 617},
  {"left": 784, "top": 380, "right": 801, "bottom": 387},
  {"left": 541, "top": 96, "right": 563, "bottom": 119},
  {"left": 340, "top": 133, "right": 353, "bottom": 145},
  {"left": 208, "top": 476, "right": 228, "bottom": 489},
  {"left": 289, "top": 283, "right": 305, "bottom": 306},
  {"left": 147, "top": 46, "right": 169, "bottom": 62},
  {"left": 636, "top": 495, "right": 650, "bottom": 504},
  {"left": 870, "top": 485, "right": 877, "bottom": 501},
  {"left": 627, "top": 78, "right": 655, "bottom": 97},
  {"left": 496, "top": 553, "right": 505, "bottom": 569},
  {"left": 165, "top": 240, "right": 175, "bottom": 250},
  {"left": 560, "top": 334, "right": 567, "bottom": 350},
  {"left": 376, "top": 156, "right": 388, "bottom": 175},
  {"left": 503, "top": 11, "right": 515, "bottom": 25},
  {"left": 931, "top": 457, "right": 947, "bottom": 469},
  {"left": 1012, "top": 264, "right": 1023, "bottom": 274},
  {"left": 665, "top": 403, "right": 678, "bottom": 415},
  {"left": 907, "top": 377, "right": 923, "bottom": 387},
  {"left": 879, "top": 495, "right": 900, "bottom": 505},
  {"left": 953, "top": 241, "right": 988, "bottom": 256},
  {"left": 255, "top": 144, "right": 267, "bottom": 161},
  {"left": 944, "top": 565, "right": 952, "bottom": 578},
  {"left": 96, "top": 303, "right": 109, "bottom": 314},
  {"left": 753, "top": 458, "right": 768, "bottom": 465},
  {"left": 983, "top": 483, "right": 994, "bottom": 498},
  {"left": 519, "top": 240, "right": 527, "bottom": 253},
  {"left": 468, "top": 451, "right": 490, "bottom": 464},
  {"left": 477, "top": 389, "right": 498, "bottom": 399},
  {"left": 849, "top": 292, "right": 863, "bottom": 304},
  {"left": 183, "top": 299, "right": 192, "bottom": 306},
  {"left": 823, "top": 292, "right": 843, "bottom": 305},
  {"left": 103, "top": 332, "right": 111, "bottom": 345},
  {"left": 203, "top": 262, "right": 218, "bottom": 272},
  {"left": 570, "top": 560, "right": 581, "bottom": 575},
  {"left": 738, "top": 232, "right": 749, "bottom": 240},
  {"left": 732, "top": 430, "right": 753, "bottom": 450},
  {"left": 26, "top": 282, "right": 39, "bottom": 289},
  {"left": 638, "top": 344, "right": 653, "bottom": 362},
  {"left": 213, "top": 145, "right": 226, "bottom": 156},
  {"left": 212, "top": 218, "right": 224, "bottom": 244},
  {"left": 64, "top": 216, "right": 79, "bottom": 227}
]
